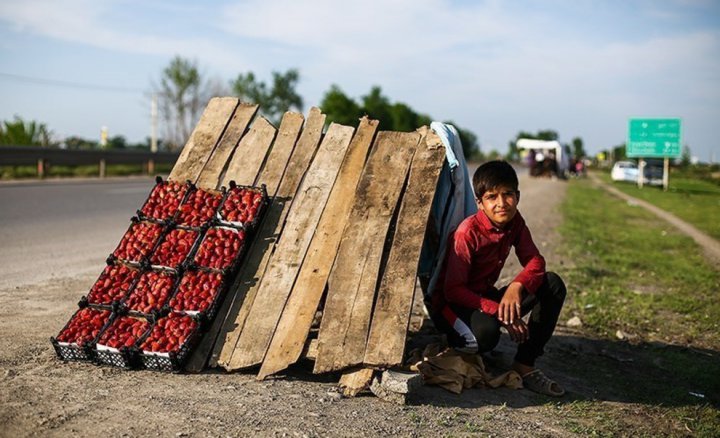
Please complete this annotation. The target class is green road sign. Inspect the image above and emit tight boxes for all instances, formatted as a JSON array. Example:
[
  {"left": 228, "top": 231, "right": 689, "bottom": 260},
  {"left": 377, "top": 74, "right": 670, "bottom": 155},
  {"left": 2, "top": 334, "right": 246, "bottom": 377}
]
[{"left": 627, "top": 118, "right": 682, "bottom": 158}]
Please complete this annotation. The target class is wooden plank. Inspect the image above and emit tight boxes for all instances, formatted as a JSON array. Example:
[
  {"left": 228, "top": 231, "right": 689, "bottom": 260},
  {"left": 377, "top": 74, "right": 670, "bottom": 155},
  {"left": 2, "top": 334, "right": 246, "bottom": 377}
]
[
  {"left": 168, "top": 97, "right": 239, "bottom": 183},
  {"left": 257, "top": 117, "right": 378, "bottom": 379},
  {"left": 313, "top": 131, "right": 419, "bottom": 374},
  {"left": 339, "top": 368, "right": 375, "bottom": 397},
  {"left": 363, "top": 128, "right": 446, "bottom": 367},
  {"left": 220, "top": 116, "right": 276, "bottom": 188},
  {"left": 228, "top": 123, "right": 354, "bottom": 370},
  {"left": 195, "top": 103, "right": 258, "bottom": 189},
  {"left": 185, "top": 111, "right": 304, "bottom": 373},
  {"left": 216, "top": 108, "right": 326, "bottom": 370}
]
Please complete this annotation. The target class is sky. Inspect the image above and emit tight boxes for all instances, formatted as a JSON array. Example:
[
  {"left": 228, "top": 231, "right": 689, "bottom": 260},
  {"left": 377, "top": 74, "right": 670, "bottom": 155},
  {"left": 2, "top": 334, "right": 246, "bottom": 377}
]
[{"left": 1, "top": 0, "right": 719, "bottom": 161}]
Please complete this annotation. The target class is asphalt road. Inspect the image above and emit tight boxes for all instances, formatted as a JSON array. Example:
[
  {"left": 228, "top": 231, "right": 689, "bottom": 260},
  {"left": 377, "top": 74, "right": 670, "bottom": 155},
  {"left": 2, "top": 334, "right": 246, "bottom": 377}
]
[{"left": 0, "top": 177, "right": 156, "bottom": 289}]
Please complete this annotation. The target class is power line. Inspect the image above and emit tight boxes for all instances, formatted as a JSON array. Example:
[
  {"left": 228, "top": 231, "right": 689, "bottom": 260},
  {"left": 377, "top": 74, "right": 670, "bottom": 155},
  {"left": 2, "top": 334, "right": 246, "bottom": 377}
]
[{"left": 0, "top": 72, "right": 145, "bottom": 93}]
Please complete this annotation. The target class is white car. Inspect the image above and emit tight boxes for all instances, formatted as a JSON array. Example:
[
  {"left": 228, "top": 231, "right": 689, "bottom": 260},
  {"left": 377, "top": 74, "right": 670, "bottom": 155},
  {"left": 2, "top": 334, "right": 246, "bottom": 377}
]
[{"left": 611, "top": 160, "right": 663, "bottom": 185}]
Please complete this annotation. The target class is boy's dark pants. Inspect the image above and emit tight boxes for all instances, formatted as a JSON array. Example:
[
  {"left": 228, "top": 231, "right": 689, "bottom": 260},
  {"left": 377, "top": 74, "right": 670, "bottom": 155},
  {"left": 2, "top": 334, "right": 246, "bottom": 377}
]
[{"left": 434, "top": 272, "right": 566, "bottom": 367}]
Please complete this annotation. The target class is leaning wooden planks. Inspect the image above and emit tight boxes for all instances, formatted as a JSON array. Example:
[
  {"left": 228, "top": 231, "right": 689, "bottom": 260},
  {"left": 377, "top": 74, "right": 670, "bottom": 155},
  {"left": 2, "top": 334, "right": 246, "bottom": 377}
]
[
  {"left": 363, "top": 127, "right": 446, "bottom": 367},
  {"left": 257, "top": 117, "right": 378, "bottom": 379},
  {"left": 226, "top": 123, "right": 355, "bottom": 370},
  {"left": 168, "top": 97, "right": 241, "bottom": 184},
  {"left": 314, "top": 131, "right": 421, "bottom": 374},
  {"left": 215, "top": 108, "right": 326, "bottom": 370}
]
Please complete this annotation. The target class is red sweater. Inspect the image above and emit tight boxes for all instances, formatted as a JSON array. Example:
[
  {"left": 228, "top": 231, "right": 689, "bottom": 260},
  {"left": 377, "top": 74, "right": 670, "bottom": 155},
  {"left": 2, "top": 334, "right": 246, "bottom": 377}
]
[{"left": 431, "top": 210, "right": 545, "bottom": 316}]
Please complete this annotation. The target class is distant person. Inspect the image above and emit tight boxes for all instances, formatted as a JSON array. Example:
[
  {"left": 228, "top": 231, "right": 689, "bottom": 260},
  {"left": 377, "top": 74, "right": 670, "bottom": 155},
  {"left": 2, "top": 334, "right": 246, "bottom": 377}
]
[{"left": 431, "top": 160, "right": 567, "bottom": 396}]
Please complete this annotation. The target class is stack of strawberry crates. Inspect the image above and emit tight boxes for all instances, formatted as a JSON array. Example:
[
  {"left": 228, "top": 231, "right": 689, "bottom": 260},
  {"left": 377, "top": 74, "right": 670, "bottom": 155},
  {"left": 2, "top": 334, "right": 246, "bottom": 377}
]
[{"left": 51, "top": 177, "right": 267, "bottom": 372}]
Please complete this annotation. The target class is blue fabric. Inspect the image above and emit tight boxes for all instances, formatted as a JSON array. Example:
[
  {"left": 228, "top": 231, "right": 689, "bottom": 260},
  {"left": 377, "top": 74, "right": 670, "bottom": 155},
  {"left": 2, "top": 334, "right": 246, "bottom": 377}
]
[{"left": 418, "top": 122, "right": 478, "bottom": 300}]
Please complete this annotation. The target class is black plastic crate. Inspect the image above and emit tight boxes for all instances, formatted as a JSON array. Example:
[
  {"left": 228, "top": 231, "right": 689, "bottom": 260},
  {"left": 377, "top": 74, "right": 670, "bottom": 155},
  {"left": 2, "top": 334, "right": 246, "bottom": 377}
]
[
  {"left": 190, "top": 226, "right": 248, "bottom": 274},
  {"left": 137, "top": 312, "right": 203, "bottom": 372},
  {"left": 166, "top": 267, "right": 229, "bottom": 325},
  {"left": 149, "top": 227, "right": 203, "bottom": 273},
  {"left": 83, "top": 262, "right": 142, "bottom": 308},
  {"left": 175, "top": 186, "right": 225, "bottom": 228},
  {"left": 94, "top": 314, "right": 153, "bottom": 368},
  {"left": 120, "top": 269, "right": 179, "bottom": 317},
  {"left": 109, "top": 218, "right": 166, "bottom": 267},
  {"left": 136, "top": 176, "right": 192, "bottom": 225},
  {"left": 216, "top": 182, "right": 268, "bottom": 231},
  {"left": 51, "top": 307, "right": 114, "bottom": 362}
]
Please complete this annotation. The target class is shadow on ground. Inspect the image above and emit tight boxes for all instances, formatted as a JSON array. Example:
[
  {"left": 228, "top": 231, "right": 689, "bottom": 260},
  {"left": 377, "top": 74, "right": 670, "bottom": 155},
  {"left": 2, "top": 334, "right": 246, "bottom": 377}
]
[{"left": 403, "top": 326, "right": 719, "bottom": 410}]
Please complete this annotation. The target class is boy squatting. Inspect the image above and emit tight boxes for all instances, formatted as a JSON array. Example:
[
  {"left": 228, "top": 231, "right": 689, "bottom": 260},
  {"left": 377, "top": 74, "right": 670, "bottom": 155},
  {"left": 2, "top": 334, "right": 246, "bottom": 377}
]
[{"left": 431, "top": 160, "right": 567, "bottom": 397}]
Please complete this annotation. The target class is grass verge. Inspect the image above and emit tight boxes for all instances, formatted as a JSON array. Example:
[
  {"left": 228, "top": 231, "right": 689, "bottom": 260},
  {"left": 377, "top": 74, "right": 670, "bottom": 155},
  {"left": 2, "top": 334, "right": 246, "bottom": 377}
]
[
  {"left": 597, "top": 171, "right": 720, "bottom": 240},
  {"left": 554, "top": 177, "right": 720, "bottom": 435}
]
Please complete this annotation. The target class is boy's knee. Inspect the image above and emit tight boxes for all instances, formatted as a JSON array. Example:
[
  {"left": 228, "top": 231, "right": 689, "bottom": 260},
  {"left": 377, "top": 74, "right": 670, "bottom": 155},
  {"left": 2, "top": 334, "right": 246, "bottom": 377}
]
[
  {"left": 545, "top": 271, "right": 567, "bottom": 302},
  {"left": 470, "top": 311, "right": 501, "bottom": 353}
]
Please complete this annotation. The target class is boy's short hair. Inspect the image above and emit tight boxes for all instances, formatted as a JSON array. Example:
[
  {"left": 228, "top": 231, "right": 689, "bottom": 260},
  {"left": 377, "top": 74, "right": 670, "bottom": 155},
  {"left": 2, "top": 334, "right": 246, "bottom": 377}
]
[{"left": 472, "top": 160, "right": 519, "bottom": 198}]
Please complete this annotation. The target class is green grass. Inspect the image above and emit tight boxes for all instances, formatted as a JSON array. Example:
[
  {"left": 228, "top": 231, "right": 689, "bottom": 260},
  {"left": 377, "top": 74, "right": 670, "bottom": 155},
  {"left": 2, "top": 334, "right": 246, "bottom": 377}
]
[
  {"left": 598, "top": 171, "right": 720, "bottom": 240},
  {"left": 556, "top": 177, "right": 720, "bottom": 434},
  {"left": 560, "top": 178, "right": 720, "bottom": 348},
  {"left": 0, "top": 164, "right": 173, "bottom": 179}
]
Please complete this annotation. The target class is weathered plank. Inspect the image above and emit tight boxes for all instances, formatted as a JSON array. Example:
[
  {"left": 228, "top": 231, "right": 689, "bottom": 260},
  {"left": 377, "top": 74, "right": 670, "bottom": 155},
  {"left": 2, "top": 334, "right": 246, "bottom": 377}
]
[
  {"left": 185, "top": 111, "right": 304, "bottom": 373},
  {"left": 363, "top": 128, "right": 446, "bottom": 367},
  {"left": 217, "top": 108, "right": 326, "bottom": 370},
  {"left": 168, "top": 97, "right": 239, "bottom": 183},
  {"left": 339, "top": 368, "right": 375, "bottom": 397},
  {"left": 228, "top": 123, "right": 354, "bottom": 370},
  {"left": 257, "top": 117, "right": 378, "bottom": 379},
  {"left": 313, "top": 131, "right": 420, "bottom": 374},
  {"left": 195, "top": 103, "right": 258, "bottom": 190},
  {"left": 220, "top": 116, "right": 276, "bottom": 187}
]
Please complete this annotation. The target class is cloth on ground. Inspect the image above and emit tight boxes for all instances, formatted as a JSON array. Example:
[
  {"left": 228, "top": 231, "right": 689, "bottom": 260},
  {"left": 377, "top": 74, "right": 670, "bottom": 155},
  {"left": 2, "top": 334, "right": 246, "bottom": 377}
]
[
  {"left": 407, "top": 344, "right": 522, "bottom": 394},
  {"left": 418, "top": 122, "right": 478, "bottom": 301}
]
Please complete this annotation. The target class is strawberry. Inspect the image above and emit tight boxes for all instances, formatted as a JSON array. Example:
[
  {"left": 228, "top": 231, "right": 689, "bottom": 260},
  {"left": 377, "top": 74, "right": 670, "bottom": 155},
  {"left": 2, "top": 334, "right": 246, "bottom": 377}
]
[{"left": 56, "top": 308, "right": 111, "bottom": 345}]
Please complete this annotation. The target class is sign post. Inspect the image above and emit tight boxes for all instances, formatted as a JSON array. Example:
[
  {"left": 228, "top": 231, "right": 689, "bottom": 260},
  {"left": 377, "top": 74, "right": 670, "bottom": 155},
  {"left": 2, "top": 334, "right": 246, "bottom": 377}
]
[{"left": 627, "top": 118, "right": 682, "bottom": 190}]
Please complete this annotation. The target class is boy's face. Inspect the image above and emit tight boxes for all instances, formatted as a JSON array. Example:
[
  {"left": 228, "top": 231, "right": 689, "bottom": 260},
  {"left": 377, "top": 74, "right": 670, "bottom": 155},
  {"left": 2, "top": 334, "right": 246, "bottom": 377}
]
[{"left": 477, "top": 185, "right": 519, "bottom": 228}]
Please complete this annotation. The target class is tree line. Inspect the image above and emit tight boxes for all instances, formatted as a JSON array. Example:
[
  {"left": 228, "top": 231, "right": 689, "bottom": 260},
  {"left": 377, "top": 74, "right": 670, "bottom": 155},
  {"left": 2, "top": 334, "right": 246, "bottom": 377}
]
[{"left": 4, "top": 55, "right": 598, "bottom": 162}]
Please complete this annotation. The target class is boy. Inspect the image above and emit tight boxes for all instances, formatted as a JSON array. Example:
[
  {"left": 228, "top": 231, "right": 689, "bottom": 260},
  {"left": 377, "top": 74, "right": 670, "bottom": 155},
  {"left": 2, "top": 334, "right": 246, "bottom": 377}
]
[{"left": 431, "top": 160, "right": 567, "bottom": 396}]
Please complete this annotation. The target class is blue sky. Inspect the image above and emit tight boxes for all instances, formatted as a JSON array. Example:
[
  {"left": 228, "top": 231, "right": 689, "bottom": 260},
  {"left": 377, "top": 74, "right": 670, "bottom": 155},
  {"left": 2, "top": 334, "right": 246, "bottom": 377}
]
[{"left": 1, "top": 0, "right": 719, "bottom": 161}]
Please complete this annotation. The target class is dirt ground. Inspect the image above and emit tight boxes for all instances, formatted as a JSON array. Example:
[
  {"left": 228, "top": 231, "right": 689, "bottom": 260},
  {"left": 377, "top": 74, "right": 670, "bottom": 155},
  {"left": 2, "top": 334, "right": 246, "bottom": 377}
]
[{"left": 1, "top": 175, "right": 714, "bottom": 437}]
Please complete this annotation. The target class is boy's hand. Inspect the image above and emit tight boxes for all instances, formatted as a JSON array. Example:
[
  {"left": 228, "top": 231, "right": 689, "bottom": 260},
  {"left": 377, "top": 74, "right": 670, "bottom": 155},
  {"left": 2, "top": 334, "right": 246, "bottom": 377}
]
[
  {"left": 498, "top": 282, "right": 523, "bottom": 324},
  {"left": 503, "top": 319, "right": 529, "bottom": 344}
]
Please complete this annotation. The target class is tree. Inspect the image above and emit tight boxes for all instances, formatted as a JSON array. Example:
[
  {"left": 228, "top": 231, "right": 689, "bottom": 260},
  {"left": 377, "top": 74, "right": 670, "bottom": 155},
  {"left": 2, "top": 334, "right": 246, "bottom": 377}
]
[
  {"left": 0, "top": 116, "right": 52, "bottom": 146},
  {"left": 63, "top": 136, "right": 96, "bottom": 150},
  {"left": 231, "top": 69, "right": 303, "bottom": 125},
  {"left": 572, "top": 137, "right": 586, "bottom": 159},
  {"left": 320, "top": 85, "right": 363, "bottom": 126},
  {"left": 107, "top": 135, "right": 127, "bottom": 149},
  {"left": 360, "top": 86, "right": 393, "bottom": 129},
  {"left": 155, "top": 56, "right": 204, "bottom": 151},
  {"left": 681, "top": 144, "right": 692, "bottom": 167}
]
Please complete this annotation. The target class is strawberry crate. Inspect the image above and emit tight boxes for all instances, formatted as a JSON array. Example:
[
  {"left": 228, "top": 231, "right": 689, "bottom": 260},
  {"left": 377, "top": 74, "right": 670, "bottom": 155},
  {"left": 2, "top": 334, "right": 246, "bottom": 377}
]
[
  {"left": 51, "top": 307, "right": 114, "bottom": 362},
  {"left": 82, "top": 262, "right": 142, "bottom": 309},
  {"left": 149, "top": 227, "right": 202, "bottom": 273},
  {"left": 216, "top": 182, "right": 268, "bottom": 231},
  {"left": 175, "top": 186, "right": 225, "bottom": 229},
  {"left": 136, "top": 176, "right": 192, "bottom": 225},
  {"left": 190, "top": 226, "right": 248, "bottom": 275},
  {"left": 121, "top": 269, "right": 179, "bottom": 317},
  {"left": 137, "top": 312, "right": 203, "bottom": 372},
  {"left": 109, "top": 218, "right": 165, "bottom": 267},
  {"left": 94, "top": 313, "right": 153, "bottom": 368},
  {"left": 166, "top": 267, "right": 228, "bottom": 324}
]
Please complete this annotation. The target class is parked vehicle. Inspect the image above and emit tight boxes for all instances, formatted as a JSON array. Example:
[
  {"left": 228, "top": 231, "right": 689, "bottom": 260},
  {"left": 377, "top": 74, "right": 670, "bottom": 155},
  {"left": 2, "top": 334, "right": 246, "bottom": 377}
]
[{"left": 611, "top": 160, "right": 663, "bottom": 185}]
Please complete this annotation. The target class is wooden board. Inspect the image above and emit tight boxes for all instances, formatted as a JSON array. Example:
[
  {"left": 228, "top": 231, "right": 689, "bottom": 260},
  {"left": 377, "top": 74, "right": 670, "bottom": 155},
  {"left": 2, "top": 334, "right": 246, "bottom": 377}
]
[
  {"left": 185, "top": 111, "right": 303, "bottom": 373},
  {"left": 228, "top": 123, "right": 355, "bottom": 370},
  {"left": 363, "top": 128, "right": 445, "bottom": 367},
  {"left": 168, "top": 97, "right": 239, "bottom": 183},
  {"left": 220, "top": 116, "right": 276, "bottom": 187},
  {"left": 216, "top": 108, "right": 326, "bottom": 370},
  {"left": 339, "top": 368, "right": 375, "bottom": 397},
  {"left": 195, "top": 103, "right": 258, "bottom": 190},
  {"left": 313, "top": 131, "right": 419, "bottom": 374},
  {"left": 257, "top": 117, "right": 378, "bottom": 379}
]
